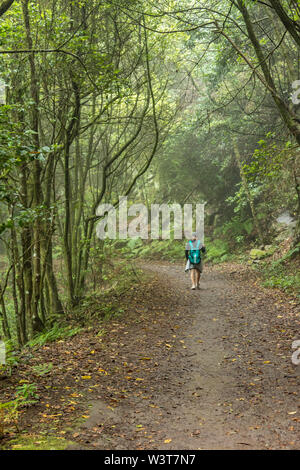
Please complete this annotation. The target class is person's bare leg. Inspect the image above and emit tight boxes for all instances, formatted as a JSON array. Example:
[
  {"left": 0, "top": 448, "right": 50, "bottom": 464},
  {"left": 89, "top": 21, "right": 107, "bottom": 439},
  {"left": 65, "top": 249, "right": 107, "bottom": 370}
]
[
  {"left": 194, "top": 270, "right": 198, "bottom": 287},
  {"left": 196, "top": 270, "right": 201, "bottom": 288},
  {"left": 190, "top": 269, "right": 194, "bottom": 288},
  {"left": 190, "top": 269, "right": 196, "bottom": 289}
]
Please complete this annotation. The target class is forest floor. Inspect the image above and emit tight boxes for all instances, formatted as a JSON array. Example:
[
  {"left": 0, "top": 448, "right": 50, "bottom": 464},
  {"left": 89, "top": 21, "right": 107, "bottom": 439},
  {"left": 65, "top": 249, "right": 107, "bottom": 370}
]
[{"left": 1, "top": 260, "right": 300, "bottom": 450}]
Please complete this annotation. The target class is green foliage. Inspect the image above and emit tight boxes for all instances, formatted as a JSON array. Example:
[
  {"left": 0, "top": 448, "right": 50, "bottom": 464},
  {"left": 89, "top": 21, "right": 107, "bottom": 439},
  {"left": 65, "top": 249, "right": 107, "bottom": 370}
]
[
  {"left": 108, "top": 236, "right": 184, "bottom": 261},
  {"left": 31, "top": 362, "right": 53, "bottom": 376},
  {"left": 15, "top": 382, "right": 39, "bottom": 403},
  {"left": 243, "top": 137, "right": 291, "bottom": 183},
  {"left": 119, "top": 236, "right": 233, "bottom": 265},
  {"left": 0, "top": 382, "right": 39, "bottom": 412},
  {"left": 27, "top": 324, "right": 82, "bottom": 348},
  {"left": 120, "top": 238, "right": 185, "bottom": 261},
  {"left": 262, "top": 272, "right": 300, "bottom": 295},
  {"left": 122, "top": 237, "right": 144, "bottom": 255},
  {"left": 255, "top": 245, "right": 300, "bottom": 297},
  {"left": 112, "top": 235, "right": 234, "bottom": 265},
  {"left": 0, "top": 340, "right": 19, "bottom": 376},
  {"left": 261, "top": 265, "right": 300, "bottom": 297},
  {"left": 205, "top": 238, "right": 231, "bottom": 263},
  {"left": 69, "top": 259, "right": 143, "bottom": 326},
  {"left": 140, "top": 240, "right": 184, "bottom": 261},
  {"left": 215, "top": 215, "right": 254, "bottom": 245},
  {"left": 0, "top": 382, "right": 39, "bottom": 434},
  {"left": 5, "top": 434, "right": 73, "bottom": 451}
]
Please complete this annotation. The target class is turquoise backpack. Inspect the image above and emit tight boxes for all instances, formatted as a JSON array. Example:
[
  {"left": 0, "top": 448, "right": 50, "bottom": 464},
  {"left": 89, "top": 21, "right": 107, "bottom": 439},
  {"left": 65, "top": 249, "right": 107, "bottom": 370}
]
[{"left": 188, "top": 240, "right": 201, "bottom": 264}]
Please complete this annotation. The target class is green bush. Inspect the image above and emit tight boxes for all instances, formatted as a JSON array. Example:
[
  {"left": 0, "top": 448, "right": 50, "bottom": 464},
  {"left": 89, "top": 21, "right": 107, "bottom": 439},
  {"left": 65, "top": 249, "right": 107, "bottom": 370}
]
[
  {"left": 262, "top": 271, "right": 300, "bottom": 296},
  {"left": 27, "top": 324, "right": 82, "bottom": 348},
  {"left": 115, "top": 237, "right": 185, "bottom": 261},
  {"left": 205, "top": 238, "right": 231, "bottom": 263},
  {"left": 111, "top": 236, "right": 236, "bottom": 264},
  {"left": 256, "top": 249, "right": 300, "bottom": 298},
  {"left": 215, "top": 216, "right": 254, "bottom": 245}
]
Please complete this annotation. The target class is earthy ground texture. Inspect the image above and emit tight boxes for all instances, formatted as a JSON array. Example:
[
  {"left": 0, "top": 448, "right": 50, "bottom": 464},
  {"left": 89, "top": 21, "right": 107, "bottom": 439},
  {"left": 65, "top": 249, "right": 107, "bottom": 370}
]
[{"left": 0, "top": 261, "right": 299, "bottom": 450}]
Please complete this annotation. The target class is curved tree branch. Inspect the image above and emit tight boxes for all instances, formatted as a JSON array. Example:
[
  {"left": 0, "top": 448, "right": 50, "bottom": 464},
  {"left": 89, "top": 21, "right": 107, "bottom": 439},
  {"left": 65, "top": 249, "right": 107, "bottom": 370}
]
[{"left": 0, "top": 0, "right": 14, "bottom": 17}]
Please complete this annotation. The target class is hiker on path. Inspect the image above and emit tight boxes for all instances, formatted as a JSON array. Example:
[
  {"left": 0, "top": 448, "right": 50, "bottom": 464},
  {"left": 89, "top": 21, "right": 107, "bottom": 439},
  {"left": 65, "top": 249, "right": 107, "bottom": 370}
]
[{"left": 185, "top": 232, "right": 206, "bottom": 290}]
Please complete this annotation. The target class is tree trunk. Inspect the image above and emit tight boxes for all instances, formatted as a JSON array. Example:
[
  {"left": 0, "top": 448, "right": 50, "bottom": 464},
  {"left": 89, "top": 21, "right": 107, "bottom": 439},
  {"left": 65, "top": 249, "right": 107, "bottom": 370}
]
[
  {"left": 233, "top": 141, "right": 265, "bottom": 245},
  {"left": 22, "top": 0, "right": 44, "bottom": 333},
  {"left": 236, "top": 0, "right": 300, "bottom": 146},
  {"left": 268, "top": 0, "right": 300, "bottom": 48}
]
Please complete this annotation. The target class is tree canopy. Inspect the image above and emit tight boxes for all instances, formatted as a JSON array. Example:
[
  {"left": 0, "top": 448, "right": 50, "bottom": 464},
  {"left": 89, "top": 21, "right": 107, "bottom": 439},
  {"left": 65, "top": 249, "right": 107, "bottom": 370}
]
[{"left": 0, "top": 0, "right": 299, "bottom": 345}]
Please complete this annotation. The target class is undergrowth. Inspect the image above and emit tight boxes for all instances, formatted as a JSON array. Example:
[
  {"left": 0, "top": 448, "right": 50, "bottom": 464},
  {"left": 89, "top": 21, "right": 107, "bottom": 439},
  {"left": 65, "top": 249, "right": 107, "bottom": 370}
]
[{"left": 256, "top": 243, "right": 300, "bottom": 298}]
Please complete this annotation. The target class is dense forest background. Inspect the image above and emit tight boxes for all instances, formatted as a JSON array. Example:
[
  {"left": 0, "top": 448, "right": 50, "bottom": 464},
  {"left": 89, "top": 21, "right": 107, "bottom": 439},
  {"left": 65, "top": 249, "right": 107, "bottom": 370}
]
[{"left": 0, "top": 0, "right": 299, "bottom": 348}]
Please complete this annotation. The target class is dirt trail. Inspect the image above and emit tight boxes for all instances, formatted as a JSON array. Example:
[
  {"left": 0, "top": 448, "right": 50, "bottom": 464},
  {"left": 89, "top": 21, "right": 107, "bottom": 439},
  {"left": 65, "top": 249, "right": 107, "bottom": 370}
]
[{"left": 67, "top": 261, "right": 299, "bottom": 450}]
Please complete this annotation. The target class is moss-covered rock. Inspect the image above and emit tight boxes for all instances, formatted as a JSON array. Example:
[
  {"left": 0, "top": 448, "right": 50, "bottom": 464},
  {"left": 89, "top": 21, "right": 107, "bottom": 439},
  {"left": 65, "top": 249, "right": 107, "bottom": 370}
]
[
  {"left": 265, "top": 245, "right": 277, "bottom": 255},
  {"left": 250, "top": 248, "right": 268, "bottom": 260}
]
